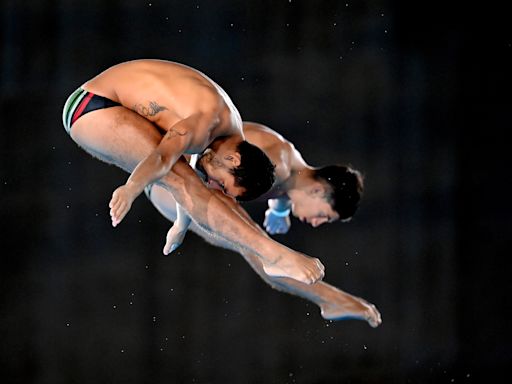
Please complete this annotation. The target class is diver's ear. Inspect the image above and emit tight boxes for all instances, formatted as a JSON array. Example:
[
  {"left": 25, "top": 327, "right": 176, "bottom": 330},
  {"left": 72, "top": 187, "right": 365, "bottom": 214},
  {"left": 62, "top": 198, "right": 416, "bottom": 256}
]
[
  {"left": 307, "top": 181, "right": 326, "bottom": 196},
  {"left": 224, "top": 152, "right": 241, "bottom": 167}
]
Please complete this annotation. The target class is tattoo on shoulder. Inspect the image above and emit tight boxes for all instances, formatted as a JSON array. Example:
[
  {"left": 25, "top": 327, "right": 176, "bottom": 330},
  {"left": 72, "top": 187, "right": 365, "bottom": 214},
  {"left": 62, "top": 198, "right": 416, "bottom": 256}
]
[{"left": 132, "top": 101, "right": 168, "bottom": 117}]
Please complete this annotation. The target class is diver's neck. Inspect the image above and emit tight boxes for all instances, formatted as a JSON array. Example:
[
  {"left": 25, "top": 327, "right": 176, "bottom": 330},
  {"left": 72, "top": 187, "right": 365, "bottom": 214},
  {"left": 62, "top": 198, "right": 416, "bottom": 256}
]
[{"left": 285, "top": 166, "right": 316, "bottom": 194}]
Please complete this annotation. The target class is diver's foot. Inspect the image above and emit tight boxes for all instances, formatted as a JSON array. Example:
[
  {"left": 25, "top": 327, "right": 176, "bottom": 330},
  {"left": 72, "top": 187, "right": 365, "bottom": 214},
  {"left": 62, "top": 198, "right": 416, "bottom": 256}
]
[
  {"left": 320, "top": 296, "right": 382, "bottom": 328},
  {"left": 262, "top": 253, "right": 325, "bottom": 284}
]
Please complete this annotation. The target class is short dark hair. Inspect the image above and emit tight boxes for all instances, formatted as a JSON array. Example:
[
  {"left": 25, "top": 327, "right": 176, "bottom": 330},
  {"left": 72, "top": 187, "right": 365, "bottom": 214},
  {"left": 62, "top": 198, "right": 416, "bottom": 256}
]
[
  {"left": 313, "top": 165, "right": 364, "bottom": 221},
  {"left": 231, "top": 141, "right": 276, "bottom": 201}
]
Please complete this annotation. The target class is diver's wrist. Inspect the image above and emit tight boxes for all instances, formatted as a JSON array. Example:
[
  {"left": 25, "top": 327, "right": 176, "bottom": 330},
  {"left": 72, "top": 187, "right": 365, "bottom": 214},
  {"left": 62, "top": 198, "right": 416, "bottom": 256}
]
[{"left": 270, "top": 208, "right": 290, "bottom": 217}]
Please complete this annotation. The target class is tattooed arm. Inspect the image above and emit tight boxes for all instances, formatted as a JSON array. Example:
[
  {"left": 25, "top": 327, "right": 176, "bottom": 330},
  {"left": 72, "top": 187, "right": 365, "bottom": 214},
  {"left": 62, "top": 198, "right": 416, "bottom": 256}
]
[{"left": 109, "top": 112, "right": 212, "bottom": 226}]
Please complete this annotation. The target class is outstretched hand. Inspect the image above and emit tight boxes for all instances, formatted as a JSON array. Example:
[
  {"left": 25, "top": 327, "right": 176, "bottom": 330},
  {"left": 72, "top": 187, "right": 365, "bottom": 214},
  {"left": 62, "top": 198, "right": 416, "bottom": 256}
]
[
  {"left": 109, "top": 185, "right": 137, "bottom": 227},
  {"left": 163, "top": 224, "right": 187, "bottom": 255},
  {"left": 263, "top": 208, "right": 291, "bottom": 235}
]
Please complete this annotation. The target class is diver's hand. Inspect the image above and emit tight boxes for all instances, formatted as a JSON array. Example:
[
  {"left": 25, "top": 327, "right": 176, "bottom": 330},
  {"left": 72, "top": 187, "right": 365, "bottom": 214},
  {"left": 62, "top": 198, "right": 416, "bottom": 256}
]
[
  {"left": 163, "top": 224, "right": 187, "bottom": 255},
  {"left": 263, "top": 208, "right": 291, "bottom": 234},
  {"left": 109, "top": 184, "right": 138, "bottom": 227}
]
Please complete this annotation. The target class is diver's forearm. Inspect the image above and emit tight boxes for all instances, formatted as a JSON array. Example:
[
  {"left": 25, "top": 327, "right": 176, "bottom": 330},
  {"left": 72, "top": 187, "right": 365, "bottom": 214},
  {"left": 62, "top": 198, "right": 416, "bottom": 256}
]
[
  {"left": 126, "top": 152, "right": 177, "bottom": 196},
  {"left": 268, "top": 197, "right": 291, "bottom": 212}
]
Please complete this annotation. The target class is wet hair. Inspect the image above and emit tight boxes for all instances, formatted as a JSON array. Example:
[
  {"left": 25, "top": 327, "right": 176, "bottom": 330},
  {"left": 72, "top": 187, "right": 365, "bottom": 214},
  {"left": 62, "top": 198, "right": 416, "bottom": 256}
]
[
  {"left": 313, "top": 165, "right": 364, "bottom": 221},
  {"left": 231, "top": 141, "right": 276, "bottom": 201}
]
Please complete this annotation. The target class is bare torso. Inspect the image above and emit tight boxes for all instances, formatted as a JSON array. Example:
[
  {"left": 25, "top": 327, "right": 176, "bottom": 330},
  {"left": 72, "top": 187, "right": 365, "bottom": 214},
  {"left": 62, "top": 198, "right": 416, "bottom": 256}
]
[
  {"left": 82, "top": 59, "right": 242, "bottom": 153},
  {"left": 242, "top": 122, "right": 308, "bottom": 200}
]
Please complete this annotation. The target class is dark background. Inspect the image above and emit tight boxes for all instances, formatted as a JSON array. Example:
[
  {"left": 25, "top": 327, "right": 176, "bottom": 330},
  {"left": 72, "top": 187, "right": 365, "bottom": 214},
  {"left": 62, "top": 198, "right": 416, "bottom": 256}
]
[{"left": 1, "top": 0, "right": 511, "bottom": 383}]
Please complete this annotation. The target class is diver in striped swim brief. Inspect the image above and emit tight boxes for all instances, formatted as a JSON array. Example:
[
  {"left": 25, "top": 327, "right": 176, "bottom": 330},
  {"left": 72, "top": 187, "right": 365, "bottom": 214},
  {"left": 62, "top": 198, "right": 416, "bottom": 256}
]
[
  {"left": 63, "top": 59, "right": 327, "bottom": 288},
  {"left": 62, "top": 87, "right": 121, "bottom": 134}
]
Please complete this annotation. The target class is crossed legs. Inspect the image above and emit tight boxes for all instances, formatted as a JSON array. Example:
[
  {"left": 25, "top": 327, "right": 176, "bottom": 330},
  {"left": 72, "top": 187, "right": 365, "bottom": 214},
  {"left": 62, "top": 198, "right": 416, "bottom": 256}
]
[
  {"left": 68, "top": 106, "right": 380, "bottom": 326},
  {"left": 148, "top": 184, "right": 382, "bottom": 328}
]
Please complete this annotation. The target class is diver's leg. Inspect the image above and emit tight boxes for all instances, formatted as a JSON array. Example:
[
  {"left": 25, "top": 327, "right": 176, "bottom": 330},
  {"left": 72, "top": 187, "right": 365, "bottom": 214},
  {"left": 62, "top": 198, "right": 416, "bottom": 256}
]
[
  {"left": 148, "top": 184, "right": 382, "bottom": 327},
  {"left": 69, "top": 106, "right": 162, "bottom": 173}
]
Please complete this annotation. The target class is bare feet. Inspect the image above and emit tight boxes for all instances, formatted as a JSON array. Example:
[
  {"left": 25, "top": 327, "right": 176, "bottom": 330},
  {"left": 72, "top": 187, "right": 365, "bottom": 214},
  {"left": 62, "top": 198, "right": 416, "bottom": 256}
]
[
  {"left": 109, "top": 184, "right": 138, "bottom": 227},
  {"left": 262, "top": 252, "right": 325, "bottom": 284},
  {"left": 320, "top": 295, "right": 382, "bottom": 328}
]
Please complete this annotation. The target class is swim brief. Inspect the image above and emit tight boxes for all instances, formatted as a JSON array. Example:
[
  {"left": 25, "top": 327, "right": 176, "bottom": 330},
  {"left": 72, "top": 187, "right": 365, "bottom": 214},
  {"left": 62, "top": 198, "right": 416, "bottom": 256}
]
[
  {"left": 62, "top": 87, "right": 121, "bottom": 134},
  {"left": 144, "top": 184, "right": 154, "bottom": 200}
]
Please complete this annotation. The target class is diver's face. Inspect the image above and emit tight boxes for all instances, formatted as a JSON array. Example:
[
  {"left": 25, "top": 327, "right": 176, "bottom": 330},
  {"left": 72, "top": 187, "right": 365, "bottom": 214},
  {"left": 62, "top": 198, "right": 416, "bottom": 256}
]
[
  {"left": 291, "top": 195, "right": 340, "bottom": 228},
  {"left": 201, "top": 155, "right": 246, "bottom": 198}
]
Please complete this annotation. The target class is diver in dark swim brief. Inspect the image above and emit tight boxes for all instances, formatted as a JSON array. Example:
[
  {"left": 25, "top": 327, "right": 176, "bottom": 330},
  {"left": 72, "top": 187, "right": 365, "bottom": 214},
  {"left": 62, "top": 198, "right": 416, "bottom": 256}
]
[{"left": 62, "top": 87, "right": 120, "bottom": 134}]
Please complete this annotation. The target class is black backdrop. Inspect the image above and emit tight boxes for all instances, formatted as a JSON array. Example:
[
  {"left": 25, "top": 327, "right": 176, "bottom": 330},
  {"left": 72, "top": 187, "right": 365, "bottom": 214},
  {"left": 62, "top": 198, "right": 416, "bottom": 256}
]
[{"left": 1, "top": 1, "right": 511, "bottom": 383}]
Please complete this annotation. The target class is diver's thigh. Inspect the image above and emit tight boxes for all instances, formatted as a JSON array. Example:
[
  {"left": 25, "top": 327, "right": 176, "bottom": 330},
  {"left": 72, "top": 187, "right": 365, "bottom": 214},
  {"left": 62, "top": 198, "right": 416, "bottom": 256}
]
[{"left": 69, "top": 106, "right": 162, "bottom": 172}]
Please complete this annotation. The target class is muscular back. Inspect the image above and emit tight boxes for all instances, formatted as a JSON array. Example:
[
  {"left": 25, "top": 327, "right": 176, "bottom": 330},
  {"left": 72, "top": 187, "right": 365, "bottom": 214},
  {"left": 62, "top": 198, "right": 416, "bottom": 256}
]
[
  {"left": 83, "top": 60, "right": 242, "bottom": 149},
  {"left": 242, "top": 122, "right": 308, "bottom": 197}
]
